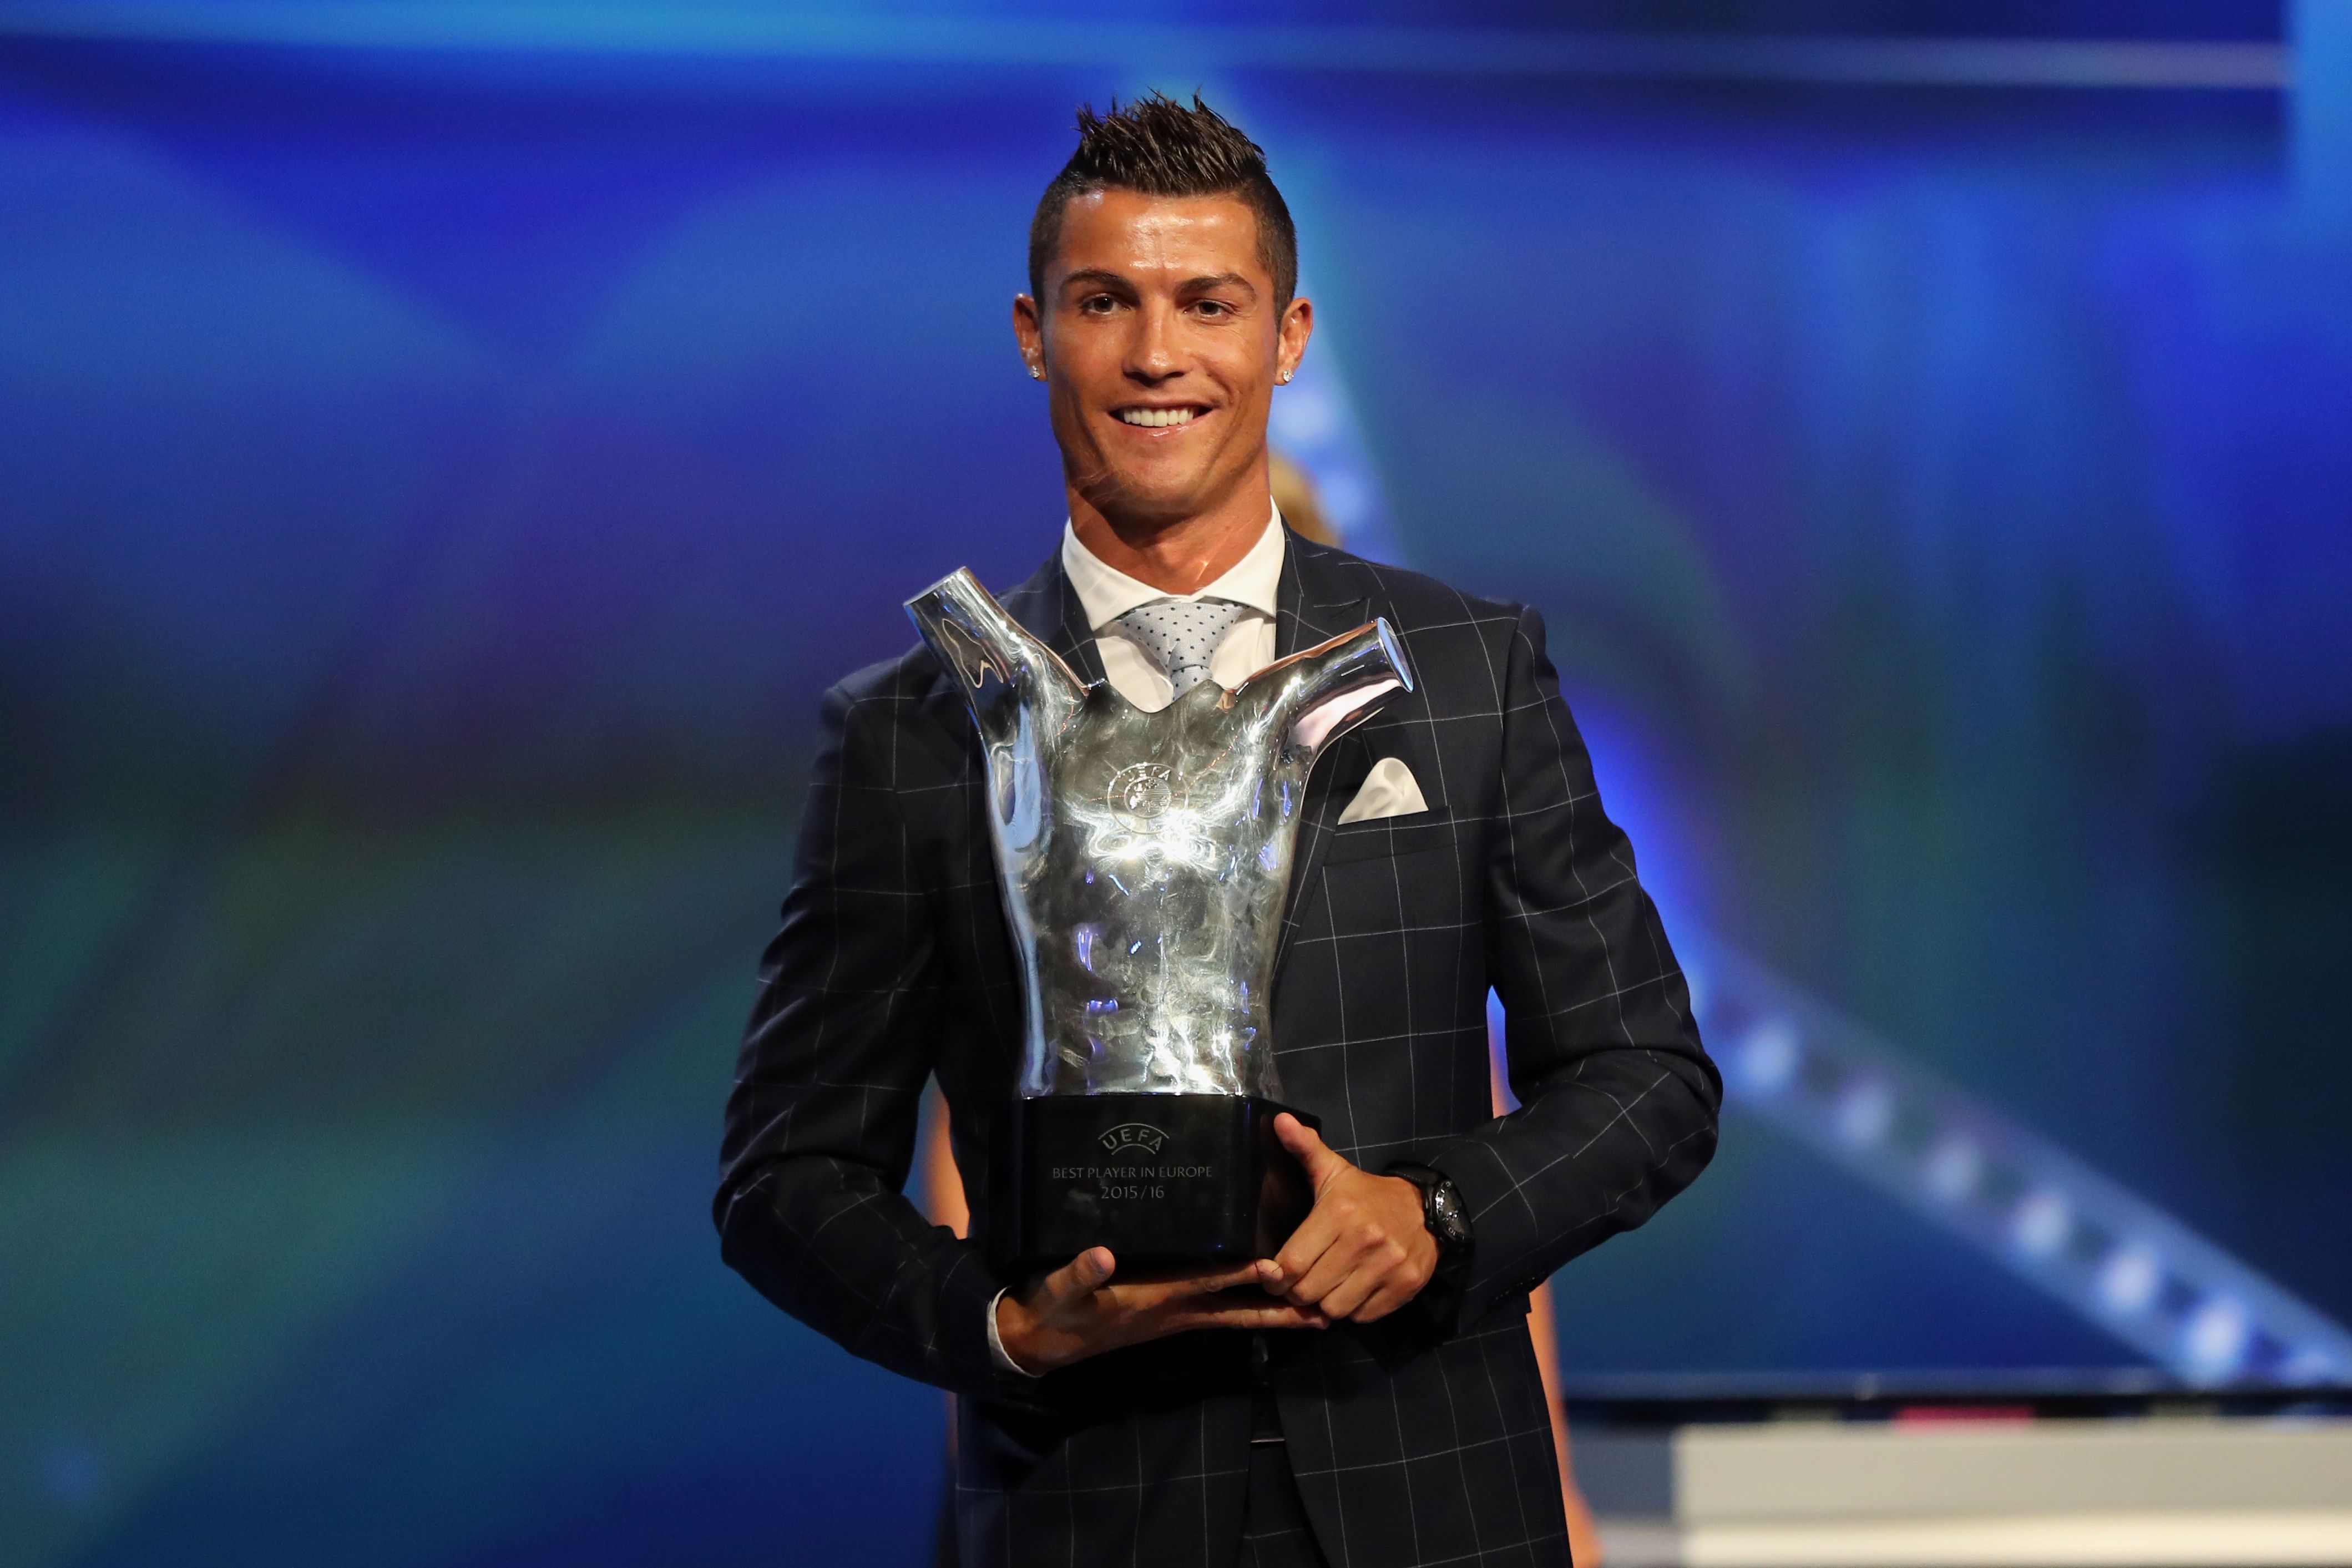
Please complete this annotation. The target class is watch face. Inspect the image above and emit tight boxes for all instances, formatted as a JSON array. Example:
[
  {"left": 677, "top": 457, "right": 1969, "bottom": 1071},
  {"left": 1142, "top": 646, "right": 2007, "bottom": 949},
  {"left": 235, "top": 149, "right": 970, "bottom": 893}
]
[{"left": 1431, "top": 1183, "right": 1469, "bottom": 1246}]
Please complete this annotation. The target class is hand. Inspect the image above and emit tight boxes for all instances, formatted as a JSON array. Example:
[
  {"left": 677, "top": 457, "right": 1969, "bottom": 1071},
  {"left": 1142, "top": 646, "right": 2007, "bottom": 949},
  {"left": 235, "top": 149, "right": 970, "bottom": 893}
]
[
  {"left": 1267, "top": 1112, "right": 1439, "bottom": 1323},
  {"left": 995, "top": 1247, "right": 1328, "bottom": 1374}
]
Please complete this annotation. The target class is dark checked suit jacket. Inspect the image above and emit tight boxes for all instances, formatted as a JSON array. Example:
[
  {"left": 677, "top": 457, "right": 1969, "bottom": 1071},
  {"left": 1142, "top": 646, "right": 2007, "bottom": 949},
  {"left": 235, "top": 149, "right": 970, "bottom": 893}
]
[{"left": 716, "top": 531, "right": 1720, "bottom": 1568}]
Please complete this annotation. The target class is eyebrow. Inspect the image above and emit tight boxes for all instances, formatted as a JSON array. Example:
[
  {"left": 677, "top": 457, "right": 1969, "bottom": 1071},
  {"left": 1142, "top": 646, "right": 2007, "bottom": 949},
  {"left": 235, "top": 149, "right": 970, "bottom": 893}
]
[
  {"left": 1058, "top": 268, "right": 1134, "bottom": 293},
  {"left": 1180, "top": 272, "right": 1258, "bottom": 299},
  {"left": 1057, "top": 268, "right": 1260, "bottom": 300}
]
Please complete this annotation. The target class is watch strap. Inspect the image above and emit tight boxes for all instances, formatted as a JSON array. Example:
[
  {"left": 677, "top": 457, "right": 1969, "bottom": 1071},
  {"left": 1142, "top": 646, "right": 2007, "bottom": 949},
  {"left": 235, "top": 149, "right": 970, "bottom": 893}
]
[{"left": 1384, "top": 1160, "right": 1474, "bottom": 1262}]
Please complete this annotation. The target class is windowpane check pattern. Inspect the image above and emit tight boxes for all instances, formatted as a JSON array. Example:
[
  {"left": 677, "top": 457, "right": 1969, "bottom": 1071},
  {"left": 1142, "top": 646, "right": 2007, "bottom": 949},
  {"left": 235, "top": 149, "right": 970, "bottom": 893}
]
[{"left": 718, "top": 532, "right": 1721, "bottom": 1568}]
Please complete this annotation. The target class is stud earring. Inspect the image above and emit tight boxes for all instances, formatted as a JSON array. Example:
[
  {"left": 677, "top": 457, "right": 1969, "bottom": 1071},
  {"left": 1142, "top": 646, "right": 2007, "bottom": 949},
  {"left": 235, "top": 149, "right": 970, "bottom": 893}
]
[
  {"left": 1029, "top": 365, "right": 1045, "bottom": 381},
  {"left": 1277, "top": 369, "right": 1292, "bottom": 384}
]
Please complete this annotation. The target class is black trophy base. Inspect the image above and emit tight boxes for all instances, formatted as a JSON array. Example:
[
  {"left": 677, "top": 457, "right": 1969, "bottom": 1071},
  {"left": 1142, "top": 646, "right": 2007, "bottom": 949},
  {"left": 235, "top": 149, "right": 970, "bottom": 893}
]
[{"left": 1005, "top": 1094, "right": 1319, "bottom": 1271}]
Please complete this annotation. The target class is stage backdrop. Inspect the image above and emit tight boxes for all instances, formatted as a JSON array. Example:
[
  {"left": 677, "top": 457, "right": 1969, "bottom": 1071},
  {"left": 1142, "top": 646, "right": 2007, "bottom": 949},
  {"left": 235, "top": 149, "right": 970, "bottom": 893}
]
[{"left": 2, "top": 3, "right": 2346, "bottom": 1564}]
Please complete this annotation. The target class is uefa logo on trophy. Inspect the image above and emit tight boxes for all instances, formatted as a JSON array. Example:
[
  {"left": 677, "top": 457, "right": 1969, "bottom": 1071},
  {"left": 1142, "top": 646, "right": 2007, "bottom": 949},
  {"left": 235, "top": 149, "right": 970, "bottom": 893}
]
[{"left": 907, "top": 569, "right": 1414, "bottom": 1266}]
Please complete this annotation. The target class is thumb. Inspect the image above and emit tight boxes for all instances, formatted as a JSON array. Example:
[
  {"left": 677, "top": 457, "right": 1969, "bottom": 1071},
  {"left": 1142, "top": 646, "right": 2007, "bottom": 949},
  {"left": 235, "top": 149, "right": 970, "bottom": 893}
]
[
  {"left": 1273, "top": 1112, "right": 1348, "bottom": 1188},
  {"left": 1041, "top": 1246, "right": 1116, "bottom": 1307}
]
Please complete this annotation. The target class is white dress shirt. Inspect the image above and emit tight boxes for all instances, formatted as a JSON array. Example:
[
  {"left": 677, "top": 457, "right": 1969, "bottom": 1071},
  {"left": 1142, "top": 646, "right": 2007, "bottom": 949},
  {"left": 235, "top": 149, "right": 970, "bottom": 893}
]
[
  {"left": 987, "top": 504, "right": 1286, "bottom": 1377},
  {"left": 1060, "top": 506, "right": 1286, "bottom": 709}
]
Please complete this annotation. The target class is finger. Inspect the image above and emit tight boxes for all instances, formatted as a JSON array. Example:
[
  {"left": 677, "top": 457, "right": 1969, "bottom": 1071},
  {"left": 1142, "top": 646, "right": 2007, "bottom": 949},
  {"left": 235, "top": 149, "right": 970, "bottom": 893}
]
[
  {"left": 1154, "top": 1258, "right": 1281, "bottom": 1295},
  {"left": 1174, "top": 1299, "right": 1332, "bottom": 1333},
  {"left": 1271, "top": 1194, "right": 1350, "bottom": 1291},
  {"left": 1151, "top": 1277, "right": 1317, "bottom": 1319},
  {"left": 1111, "top": 1258, "right": 1277, "bottom": 1311},
  {"left": 1351, "top": 1280, "right": 1413, "bottom": 1324},
  {"left": 1271, "top": 1220, "right": 1337, "bottom": 1302},
  {"left": 1272, "top": 1112, "right": 1350, "bottom": 1191},
  {"left": 1317, "top": 1261, "right": 1387, "bottom": 1322},
  {"left": 1039, "top": 1246, "right": 1116, "bottom": 1308},
  {"left": 1279, "top": 1206, "right": 1377, "bottom": 1300},
  {"left": 1289, "top": 1226, "right": 1385, "bottom": 1308}
]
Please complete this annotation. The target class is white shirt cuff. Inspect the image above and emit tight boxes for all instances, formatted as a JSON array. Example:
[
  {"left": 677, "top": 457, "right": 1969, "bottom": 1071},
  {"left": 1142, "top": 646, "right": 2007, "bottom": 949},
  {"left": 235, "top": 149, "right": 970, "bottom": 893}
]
[{"left": 985, "top": 1287, "right": 1040, "bottom": 1378}]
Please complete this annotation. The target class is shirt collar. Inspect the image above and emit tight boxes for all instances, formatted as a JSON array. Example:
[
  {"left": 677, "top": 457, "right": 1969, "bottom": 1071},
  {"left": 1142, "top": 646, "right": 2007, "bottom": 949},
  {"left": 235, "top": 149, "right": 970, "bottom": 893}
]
[{"left": 1060, "top": 503, "right": 1287, "bottom": 631}]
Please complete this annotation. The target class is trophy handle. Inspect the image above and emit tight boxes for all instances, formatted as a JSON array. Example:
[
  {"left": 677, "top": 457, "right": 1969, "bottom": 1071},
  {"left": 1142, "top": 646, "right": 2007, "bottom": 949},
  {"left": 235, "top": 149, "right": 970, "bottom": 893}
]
[
  {"left": 1240, "top": 616, "right": 1417, "bottom": 757},
  {"left": 904, "top": 568, "right": 1086, "bottom": 740}
]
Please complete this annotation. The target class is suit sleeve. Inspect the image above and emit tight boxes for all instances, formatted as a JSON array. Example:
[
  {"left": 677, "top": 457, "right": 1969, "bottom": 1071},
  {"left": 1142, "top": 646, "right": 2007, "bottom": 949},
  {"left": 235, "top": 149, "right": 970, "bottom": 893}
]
[
  {"left": 713, "top": 679, "right": 1030, "bottom": 1399},
  {"left": 1427, "top": 604, "right": 1722, "bottom": 1328}
]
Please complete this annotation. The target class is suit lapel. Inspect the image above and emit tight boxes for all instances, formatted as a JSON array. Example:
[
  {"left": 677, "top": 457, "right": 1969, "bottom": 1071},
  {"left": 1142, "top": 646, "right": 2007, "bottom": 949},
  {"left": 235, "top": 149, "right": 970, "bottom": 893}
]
[
  {"left": 1001, "top": 546, "right": 1105, "bottom": 689},
  {"left": 1273, "top": 535, "right": 1383, "bottom": 979},
  {"left": 1273, "top": 532, "right": 1372, "bottom": 663}
]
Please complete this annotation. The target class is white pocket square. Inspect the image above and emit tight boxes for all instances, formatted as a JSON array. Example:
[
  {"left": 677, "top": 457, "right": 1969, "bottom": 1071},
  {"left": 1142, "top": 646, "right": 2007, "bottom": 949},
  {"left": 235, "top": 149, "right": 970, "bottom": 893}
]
[{"left": 1336, "top": 756, "right": 1429, "bottom": 825}]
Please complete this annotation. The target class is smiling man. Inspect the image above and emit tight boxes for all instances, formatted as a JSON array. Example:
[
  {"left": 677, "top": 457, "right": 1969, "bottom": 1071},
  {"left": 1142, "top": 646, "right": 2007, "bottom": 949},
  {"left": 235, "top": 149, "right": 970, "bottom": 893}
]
[{"left": 717, "top": 95, "right": 1719, "bottom": 1568}]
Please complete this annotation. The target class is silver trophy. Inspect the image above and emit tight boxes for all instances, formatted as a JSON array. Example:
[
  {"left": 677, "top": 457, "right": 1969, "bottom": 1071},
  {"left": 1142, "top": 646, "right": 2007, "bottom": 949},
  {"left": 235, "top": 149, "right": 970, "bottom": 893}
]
[{"left": 907, "top": 568, "right": 1414, "bottom": 1264}]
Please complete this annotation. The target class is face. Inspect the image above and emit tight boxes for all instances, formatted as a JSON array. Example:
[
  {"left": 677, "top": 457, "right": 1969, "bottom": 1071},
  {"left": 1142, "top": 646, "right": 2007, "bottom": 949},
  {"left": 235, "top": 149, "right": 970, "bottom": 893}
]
[{"left": 1014, "top": 189, "right": 1311, "bottom": 532}]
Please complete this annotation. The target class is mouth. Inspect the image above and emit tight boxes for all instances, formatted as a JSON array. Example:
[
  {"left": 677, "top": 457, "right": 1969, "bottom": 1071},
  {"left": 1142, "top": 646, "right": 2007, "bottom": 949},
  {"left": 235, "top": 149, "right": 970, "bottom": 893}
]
[{"left": 1112, "top": 404, "right": 1211, "bottom": 430}]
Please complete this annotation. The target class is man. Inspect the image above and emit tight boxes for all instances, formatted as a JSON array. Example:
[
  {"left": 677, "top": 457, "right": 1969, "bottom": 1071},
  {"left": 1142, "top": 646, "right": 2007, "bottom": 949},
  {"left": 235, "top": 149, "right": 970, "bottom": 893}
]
[{"left": 717, "top": 94, "right": 1719, "bottom": 1568}]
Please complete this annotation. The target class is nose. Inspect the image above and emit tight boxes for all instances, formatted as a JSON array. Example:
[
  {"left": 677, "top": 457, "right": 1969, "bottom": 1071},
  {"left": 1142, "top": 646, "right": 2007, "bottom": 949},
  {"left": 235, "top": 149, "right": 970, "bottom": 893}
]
[{"left": 1125, "top": 297, "right": 1183, "bottom": 384}]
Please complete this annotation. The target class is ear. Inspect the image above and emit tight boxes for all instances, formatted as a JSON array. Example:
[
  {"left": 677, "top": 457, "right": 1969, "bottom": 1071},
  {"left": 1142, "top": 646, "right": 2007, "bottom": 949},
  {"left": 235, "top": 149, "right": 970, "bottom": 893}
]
[
  {"left": 1013, "top": 294, "right": 1046, "bottom": 380},
  {"left": 1276, "top": 295, "right": 1314, "bottom": 383}
]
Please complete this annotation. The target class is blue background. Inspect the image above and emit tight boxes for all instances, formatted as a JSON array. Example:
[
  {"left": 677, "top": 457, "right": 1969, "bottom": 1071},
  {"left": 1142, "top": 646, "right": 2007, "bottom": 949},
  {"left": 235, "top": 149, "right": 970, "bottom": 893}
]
[{"left": 2, "top": 3, "right": 2346, "bottom": 1562}]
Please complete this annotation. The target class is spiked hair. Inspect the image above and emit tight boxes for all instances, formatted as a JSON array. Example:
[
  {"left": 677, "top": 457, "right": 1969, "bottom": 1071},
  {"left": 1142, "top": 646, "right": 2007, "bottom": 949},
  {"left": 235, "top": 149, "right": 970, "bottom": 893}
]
[{"left": 1028, "top": 92, "right": 1298, "bottom": 306}]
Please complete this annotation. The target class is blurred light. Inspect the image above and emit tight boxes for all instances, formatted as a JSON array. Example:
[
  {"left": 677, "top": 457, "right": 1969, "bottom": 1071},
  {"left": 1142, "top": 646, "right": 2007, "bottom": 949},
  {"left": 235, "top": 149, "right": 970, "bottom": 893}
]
[
  {"left": 2280, "top": 1347, "right": 2346, "bottom": 1386},
  {"left": 0, "top": 8, "right": 2290, "bottom": 89},
  {"left": 2182, "top": 1298, "right": 2252, "bottom": 1383},
  {"left": 1834, "top": 1078, "right": 1893, "bottom": 1146},
  {"left": 1922, "top": 1135, "right": 1982, "bottom": 1203},
  {"left": 1681, "top": 960, "right": 1710, "bottom": 1022},
  {"left": 2010, "top": 1189, "right": 2071, "bottom": 1257},
  {"left": 1736, "top": 1020, "right": 1799, "bottom": 1096},
  {"left": 1683, "top": 939, "right": 2352, "bottom": 1387},
  {"left": 2098, "top": 1244, "right": 2162, "bottom": 1317}
]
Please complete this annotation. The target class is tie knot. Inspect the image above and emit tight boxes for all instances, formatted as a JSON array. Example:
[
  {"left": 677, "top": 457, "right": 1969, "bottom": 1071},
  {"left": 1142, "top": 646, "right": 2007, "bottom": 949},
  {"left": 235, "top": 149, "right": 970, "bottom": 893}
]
[{"left": 1112, "top": 598, "right": 1252, "bottom": 697}]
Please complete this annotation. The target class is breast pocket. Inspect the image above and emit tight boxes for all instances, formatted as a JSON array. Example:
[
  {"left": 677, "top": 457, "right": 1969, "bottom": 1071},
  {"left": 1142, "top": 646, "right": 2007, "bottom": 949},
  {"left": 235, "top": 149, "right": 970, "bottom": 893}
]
[
  {"left": 1315, "top": 810, "right": 1470, "bottom": 948},
  {"left": 1319, "top": 806, "right": 1458, "bottom": 866},
  {"left": 1309, "top": 831, "right": 1471, "bottom": 1049}
]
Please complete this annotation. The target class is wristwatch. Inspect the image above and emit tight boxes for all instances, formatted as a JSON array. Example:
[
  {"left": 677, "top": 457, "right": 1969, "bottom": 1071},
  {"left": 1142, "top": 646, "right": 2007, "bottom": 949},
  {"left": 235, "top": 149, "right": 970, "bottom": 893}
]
[{"left": 1385, "top": 1161, "right": 1473, "bottom": 1264}]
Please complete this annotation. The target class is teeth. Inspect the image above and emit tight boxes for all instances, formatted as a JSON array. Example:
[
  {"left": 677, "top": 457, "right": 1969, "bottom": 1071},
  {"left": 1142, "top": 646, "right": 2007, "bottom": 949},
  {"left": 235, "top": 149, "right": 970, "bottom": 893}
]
[{"left": 1118, "top": 407, "right": 1198, "bottom": 427}]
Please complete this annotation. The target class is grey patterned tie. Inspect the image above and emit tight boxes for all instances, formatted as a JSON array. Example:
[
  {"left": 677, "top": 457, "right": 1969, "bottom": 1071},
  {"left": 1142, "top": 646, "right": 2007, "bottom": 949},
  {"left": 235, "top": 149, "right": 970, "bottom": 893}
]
[{"left": 1112, "top": 598, "right": 1252, "bottom": 697}]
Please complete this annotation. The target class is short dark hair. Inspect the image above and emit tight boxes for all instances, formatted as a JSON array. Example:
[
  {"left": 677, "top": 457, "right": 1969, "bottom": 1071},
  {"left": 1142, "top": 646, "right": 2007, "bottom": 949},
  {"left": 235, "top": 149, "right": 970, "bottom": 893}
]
[{"left": 1028, "top": 92, "right": 1298, "bottom": 306}]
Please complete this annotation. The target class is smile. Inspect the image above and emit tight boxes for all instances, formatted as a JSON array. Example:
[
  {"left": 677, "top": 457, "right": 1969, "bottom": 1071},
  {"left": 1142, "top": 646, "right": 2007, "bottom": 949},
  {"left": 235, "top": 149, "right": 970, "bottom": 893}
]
[{"left": 1115, "top": 407, "right": 1206, "bottom": 428}]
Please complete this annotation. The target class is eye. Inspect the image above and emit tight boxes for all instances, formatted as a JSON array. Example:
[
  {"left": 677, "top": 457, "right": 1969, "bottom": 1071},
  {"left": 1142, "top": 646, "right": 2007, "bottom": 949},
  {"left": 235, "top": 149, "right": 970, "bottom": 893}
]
[
  {"left": 1194, "top": 300, "right": 1232, "bottom": 318},
  {"left": 1079, "top": 294, "right": 1120, "bottom": 316}
]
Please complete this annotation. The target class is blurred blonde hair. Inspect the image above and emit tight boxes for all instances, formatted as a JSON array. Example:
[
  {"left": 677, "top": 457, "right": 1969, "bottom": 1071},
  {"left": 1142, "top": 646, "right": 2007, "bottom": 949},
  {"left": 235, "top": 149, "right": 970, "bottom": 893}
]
[{"left": 1270, "top": 451, "right": 1340, "bottom": 546}]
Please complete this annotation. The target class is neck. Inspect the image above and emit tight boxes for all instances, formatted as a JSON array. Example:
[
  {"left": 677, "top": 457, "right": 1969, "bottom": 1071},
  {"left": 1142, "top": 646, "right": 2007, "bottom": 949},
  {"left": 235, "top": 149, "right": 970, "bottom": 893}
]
[{"left": 1068, "top": 460, "right": 1272, "bottom": 595}]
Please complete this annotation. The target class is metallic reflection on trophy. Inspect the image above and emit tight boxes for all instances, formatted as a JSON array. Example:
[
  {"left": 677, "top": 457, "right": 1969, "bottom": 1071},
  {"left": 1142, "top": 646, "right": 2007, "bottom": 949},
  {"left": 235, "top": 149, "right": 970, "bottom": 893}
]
[{"left": 906, "top": 569, "right": 1413, "bottom": 1264}]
